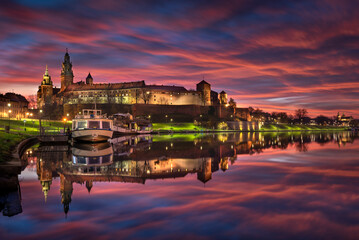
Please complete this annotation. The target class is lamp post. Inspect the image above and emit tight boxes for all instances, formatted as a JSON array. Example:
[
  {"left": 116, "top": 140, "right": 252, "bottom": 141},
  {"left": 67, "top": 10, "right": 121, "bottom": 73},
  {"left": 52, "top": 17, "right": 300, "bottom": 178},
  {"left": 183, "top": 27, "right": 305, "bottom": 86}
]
[
  {"left": 7, "top": 103, "right": 11, "bottom": 132},
  {"left": 63, "top": 117, "right": 67, "bottom": 134},
  {"left": 23, "top": 120, "right": 26, "bottom": 131},
  {"left": 39, "top": 109, "right": 43, "bottom": 135},
  {"left": 8, "top": 109, "right": 11, "bottom": 132}
]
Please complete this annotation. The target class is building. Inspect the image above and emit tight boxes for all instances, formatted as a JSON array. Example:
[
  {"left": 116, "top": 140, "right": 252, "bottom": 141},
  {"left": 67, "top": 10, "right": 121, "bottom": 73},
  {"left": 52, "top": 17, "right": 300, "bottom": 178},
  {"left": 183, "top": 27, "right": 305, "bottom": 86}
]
[
  {"left": 0, "top": 92, "right": 29, "bottom": 119},
  {"left": 37, "top": 50, "right": 230, "bottom": 114},
  {"left": 336, "top": 112, "right": 353, "bottom": 126}
]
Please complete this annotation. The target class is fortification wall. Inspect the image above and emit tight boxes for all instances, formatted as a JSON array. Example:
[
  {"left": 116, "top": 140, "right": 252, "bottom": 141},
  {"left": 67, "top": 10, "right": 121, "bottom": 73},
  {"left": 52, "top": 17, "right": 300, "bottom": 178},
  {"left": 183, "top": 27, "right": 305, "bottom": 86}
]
[
  {"left": 63, "top": 103, "right": 250, "bottom": 122},
  {"left": 227, "top": 121, "right": 262, "bottom": 131}
]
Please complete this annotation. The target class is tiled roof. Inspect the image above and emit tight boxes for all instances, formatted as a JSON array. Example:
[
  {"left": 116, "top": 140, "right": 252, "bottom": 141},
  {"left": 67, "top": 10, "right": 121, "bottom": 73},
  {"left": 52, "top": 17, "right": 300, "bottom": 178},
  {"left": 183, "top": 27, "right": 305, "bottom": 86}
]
[
  {"left": 63, "top": 80, "right": 146, "bottom": 91},
  {"left": 145, "top": 85, "right": 188, "bottom": 92}
]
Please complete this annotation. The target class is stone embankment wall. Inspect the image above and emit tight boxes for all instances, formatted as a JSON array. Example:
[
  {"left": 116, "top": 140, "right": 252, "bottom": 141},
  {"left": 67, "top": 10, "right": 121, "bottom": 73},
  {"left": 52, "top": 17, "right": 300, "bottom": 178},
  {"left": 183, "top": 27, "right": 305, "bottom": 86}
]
[
  {"left": 64, "top": 103, "right": 250, "bottom": 121},
  {"left": 227, "top": 121, "right": 262, "bottom": 131}
]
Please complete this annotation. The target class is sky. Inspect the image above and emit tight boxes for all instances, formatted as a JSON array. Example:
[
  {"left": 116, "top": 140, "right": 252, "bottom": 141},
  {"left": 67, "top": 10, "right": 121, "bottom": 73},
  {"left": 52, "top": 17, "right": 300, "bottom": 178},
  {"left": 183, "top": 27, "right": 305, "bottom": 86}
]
[{"left": 0, "top": 0, "right": 358, "bottom": 117}]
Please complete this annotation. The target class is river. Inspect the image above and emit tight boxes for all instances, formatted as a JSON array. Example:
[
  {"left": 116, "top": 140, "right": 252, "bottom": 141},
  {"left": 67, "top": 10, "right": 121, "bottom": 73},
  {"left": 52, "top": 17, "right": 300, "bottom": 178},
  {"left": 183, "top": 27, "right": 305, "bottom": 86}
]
[{"left": 0, "top": 132, "right": 358, "bottom": 239}]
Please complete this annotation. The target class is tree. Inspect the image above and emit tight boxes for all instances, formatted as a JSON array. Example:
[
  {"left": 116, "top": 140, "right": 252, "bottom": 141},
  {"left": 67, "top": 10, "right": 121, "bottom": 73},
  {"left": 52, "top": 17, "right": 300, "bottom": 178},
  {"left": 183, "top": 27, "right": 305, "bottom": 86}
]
[
  {"left": 315, "top": 115, "right": 332, "bottom": 125},
  {"left": 272, "top": 112, "right": 289, "bottom": 123},
  {"left": 140, "top": 89, "right": 152, "bottom": 104},
  {"left": 27, "top": 94, "right": 37, "bottom": 109},
  {"left": 158, "top": 97, "right": 168, "bottom": 105},
  {"left": 228, "top": 98, "right": 236, "bottom": 109},
  {"left": 295, "top": 108, "right": 308, "bottom": 121}
]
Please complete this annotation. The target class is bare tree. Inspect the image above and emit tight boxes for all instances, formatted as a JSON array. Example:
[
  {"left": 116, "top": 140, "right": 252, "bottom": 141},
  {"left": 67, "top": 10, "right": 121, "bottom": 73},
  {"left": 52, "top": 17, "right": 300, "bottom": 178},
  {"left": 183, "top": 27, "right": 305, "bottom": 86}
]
[
  {"left": 27, "top": 94, "right": 37, "bottom": 109},
  {"left": 134, "top": 89, "right": 141, "bottom": 104},
  {"left": 140, "top": 89, "right": 152, "bottom": 104},
  {"left": 228, "top": 98, "right": 236, "bottom": 108},
  {"left": 158, "top": 96, "right": 169, "bottom": 105},
  {"left": 295, "top": 108, "right": 308, "bottom": 120}
]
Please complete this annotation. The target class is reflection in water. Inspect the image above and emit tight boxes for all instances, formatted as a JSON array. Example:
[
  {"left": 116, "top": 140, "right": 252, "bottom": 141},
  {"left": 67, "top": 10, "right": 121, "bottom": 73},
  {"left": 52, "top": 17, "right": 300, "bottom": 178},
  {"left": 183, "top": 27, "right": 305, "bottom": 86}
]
[
  {"left": 19, "top": 131, "right": 358, "bottom": 215},
  {"left": 0, "top": 131, "right": 358, "bottom": 239},
  {"left": 0, "top": 167, "right": 22, "bottom": 217}
]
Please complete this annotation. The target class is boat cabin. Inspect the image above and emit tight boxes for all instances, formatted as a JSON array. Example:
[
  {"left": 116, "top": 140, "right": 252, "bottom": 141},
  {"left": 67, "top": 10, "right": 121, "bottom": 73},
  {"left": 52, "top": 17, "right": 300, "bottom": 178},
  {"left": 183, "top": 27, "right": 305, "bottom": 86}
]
[{"left": 72, "top": 109, "right": 113, "bottom": 131}]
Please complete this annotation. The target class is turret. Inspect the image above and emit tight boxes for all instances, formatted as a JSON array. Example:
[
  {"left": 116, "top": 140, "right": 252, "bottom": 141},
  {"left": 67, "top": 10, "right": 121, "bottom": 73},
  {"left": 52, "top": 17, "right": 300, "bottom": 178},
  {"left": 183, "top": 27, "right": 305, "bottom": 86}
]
[
  {"left": 60, "top": 174, "right": 73, "bottom": 216},
  {"left": 219, "top": 91, "right": 228, "bottom": 105},
  {"left": 86, "top": 180, "right": 93, "bottom": 193},
  {"left": 37, "top": 65, "right": 53, "bottom": 109},
  {"left": 60, "top": 48, "right": 74, "bottom": 91},
  {"left": 196, "top": 80, "right": 211, "bottom": 106},
  {"left": 86, "top": 72, "right": 93, "bottom": 85}
]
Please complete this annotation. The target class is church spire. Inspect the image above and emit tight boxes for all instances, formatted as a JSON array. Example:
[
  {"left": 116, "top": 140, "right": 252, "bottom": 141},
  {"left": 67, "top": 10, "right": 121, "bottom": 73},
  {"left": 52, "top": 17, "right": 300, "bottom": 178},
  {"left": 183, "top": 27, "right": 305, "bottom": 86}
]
[
  {"left": 42, "top": 65, "right": 52, "bottom": 85},
  {"left": 45, "top": 64, "right": 49, "bottom": 76}
]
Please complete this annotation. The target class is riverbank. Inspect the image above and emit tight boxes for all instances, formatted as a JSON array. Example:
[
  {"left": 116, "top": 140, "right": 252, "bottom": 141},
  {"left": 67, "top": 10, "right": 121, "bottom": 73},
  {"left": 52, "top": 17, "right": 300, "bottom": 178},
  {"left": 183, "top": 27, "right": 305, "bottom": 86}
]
[
  {"left": 0, "top": 119, "right": 71, "bottom": 163},
  {"left": 152, "top": 122, "right": 349, "bottom": 133},
  {"left": 0, "top": 120, "right": 349, "bottom": 163}
]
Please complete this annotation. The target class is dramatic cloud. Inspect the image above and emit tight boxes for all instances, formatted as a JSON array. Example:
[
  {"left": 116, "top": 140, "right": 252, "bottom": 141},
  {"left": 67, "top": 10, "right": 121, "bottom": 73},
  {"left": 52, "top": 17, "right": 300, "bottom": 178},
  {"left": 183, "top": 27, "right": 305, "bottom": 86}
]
[{"left": 0, "top": 0, "right": 358, "bottom": 117}]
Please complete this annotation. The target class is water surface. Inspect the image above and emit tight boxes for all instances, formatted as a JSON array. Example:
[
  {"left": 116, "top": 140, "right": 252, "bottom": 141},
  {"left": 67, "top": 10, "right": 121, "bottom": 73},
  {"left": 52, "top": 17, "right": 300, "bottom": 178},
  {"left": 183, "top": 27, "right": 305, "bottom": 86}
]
[{"left": 1, "top": 132, "right": 359, "bottom": 239}]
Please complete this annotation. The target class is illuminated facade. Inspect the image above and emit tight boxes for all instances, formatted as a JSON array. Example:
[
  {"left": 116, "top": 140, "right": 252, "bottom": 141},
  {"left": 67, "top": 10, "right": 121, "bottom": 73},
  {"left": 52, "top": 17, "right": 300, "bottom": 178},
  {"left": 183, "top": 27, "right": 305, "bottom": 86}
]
[
  {"left": 37, "top": 50, "right": 226, "bottom": 110},
  {"left": 0, "top": 92, "right": 29, "bottom": 119}
]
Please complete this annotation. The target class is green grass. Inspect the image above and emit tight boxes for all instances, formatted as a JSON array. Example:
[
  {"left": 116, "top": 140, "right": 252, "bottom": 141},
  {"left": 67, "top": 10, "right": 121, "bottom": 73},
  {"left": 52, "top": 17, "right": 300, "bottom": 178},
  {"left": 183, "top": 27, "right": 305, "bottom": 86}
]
[
  {"left": 0, "top": 118, "right": 71, "bottom": 135},
  {"left": 0, "top": 132, "right": 28, "bottom": 162},
  {"left": 0, "top": 118, "right": 72, "bottom": 162}
]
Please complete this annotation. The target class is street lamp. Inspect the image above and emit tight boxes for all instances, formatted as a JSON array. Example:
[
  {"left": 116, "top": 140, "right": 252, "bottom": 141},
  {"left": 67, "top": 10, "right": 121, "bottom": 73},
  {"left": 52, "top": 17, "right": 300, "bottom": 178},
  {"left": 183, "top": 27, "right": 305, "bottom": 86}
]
[
  {"left": 39, "top": 109, "right": 43, "bottom": 135},
  {"left": 8, "top": 109, "right": 11, "bottom": 132},
  {"left": 63, "top": 117, "right": 67, "bottom": 133}
]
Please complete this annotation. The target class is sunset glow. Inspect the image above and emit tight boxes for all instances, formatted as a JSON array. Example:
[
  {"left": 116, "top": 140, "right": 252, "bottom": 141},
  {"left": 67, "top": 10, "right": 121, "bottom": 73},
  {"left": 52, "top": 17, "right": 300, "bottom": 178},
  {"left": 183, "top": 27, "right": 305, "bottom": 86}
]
[{"left": 1, "top": 0, "right": 358, "bottom": 117}]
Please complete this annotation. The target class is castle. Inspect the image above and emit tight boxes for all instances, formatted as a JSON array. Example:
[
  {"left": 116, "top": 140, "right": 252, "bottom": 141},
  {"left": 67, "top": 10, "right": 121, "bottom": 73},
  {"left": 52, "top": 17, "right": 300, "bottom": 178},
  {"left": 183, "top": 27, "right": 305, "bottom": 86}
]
[{"left": 37, "top": 50, "right": 231, "bottom": 117}]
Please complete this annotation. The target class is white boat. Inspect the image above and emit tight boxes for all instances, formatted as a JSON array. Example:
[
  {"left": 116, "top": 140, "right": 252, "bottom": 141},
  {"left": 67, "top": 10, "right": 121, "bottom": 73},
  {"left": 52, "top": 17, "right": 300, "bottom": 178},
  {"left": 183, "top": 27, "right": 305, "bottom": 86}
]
[{"left": 72, "top": 109, "right": 114, "bottom": 142}]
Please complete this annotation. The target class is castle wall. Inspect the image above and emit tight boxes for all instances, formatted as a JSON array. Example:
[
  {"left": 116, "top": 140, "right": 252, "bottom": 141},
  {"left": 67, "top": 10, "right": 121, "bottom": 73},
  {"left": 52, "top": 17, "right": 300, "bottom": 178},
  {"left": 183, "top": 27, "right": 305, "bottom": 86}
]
[{"left": 227, "top": 121, "right": 262, "bottom": 131}]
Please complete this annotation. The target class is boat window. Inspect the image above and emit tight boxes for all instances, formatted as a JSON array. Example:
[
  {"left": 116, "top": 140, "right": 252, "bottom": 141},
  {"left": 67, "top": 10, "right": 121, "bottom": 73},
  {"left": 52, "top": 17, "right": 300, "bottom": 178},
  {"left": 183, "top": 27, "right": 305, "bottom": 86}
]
[
  {"left": 102, "top": 155, "right": 111, "bottom": 163},
  {"left": 77, "top": 121, "right": 87, "bottom": 129},
  {"left": 89, "top": 157, "right": 100, "bottom": 164},
  {"left": 76, "top": 156, "right": 87, "bottom": 164},
  {"left": 102, "top": 121, "right": 110, "bottom": 129},
  {"left": 89, "top": 121, "right": 100, "bottom": 129}
]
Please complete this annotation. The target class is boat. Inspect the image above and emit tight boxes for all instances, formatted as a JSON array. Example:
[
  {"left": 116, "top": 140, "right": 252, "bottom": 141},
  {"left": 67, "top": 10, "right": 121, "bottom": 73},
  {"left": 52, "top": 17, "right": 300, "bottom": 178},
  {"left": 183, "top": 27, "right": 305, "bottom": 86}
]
[
  {"left": 112, "top": 113, "right": 152, "bottom": 134},
  {"left": 72, "top": 109, "right": 114, "bottom": 142}
]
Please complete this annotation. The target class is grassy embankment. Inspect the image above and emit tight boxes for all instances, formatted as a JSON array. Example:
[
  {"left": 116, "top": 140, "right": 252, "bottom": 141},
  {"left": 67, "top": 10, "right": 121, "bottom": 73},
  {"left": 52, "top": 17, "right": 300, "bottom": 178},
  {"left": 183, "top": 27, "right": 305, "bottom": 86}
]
[
  {"left": 0, "top": 119, "right": 71, "bottom": 162},
  {"left": 152, "top": 122, "right": 349, "bottom": 132}
]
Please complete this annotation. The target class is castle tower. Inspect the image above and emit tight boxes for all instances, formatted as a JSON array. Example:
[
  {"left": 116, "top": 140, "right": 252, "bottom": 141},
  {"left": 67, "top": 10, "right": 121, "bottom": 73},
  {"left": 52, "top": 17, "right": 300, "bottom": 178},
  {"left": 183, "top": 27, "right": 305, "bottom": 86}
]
[
  {"left": 60, "top": 49, "right": 74, "bottom": 91},
  {"left": 197, "top": 158, "right": 212, "bottom": 183},
  {"left": 37, "top": 65, "right": 54, "bottom": 109},
  {"left": 196, "top": 80, "right": 211, "bottom": 106},
  {"left": 60, "top": 174, "right": 73, "bottom": 216},
  {"left": 86, "top": 72, "right": 93, "bottom": 85},
  {"left": 37, "top": 158, "right": 53, "bottom": 202},
  {"left": 86, "top": 180, "right": 93, "bottom": 193},
  {"left": 219, "top": 91, "right": 228, "bottom": 105}
]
